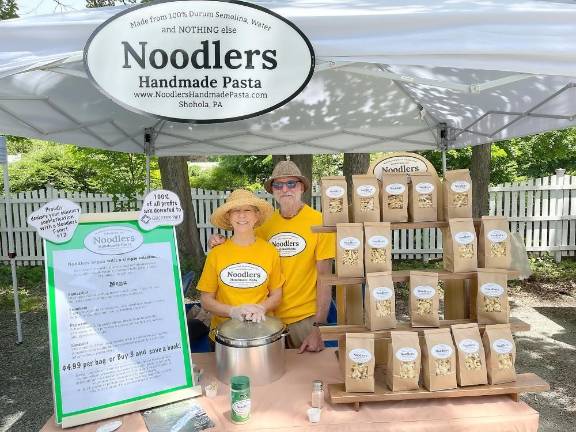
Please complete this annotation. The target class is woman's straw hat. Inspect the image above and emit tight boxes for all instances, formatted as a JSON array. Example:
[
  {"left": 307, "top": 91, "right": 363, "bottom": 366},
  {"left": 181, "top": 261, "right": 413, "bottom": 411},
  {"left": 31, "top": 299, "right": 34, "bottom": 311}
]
[
  {"left": 264, "top": 160, "right": 310, "bottom": 193},
  {"left": 210, "top": 189, "right": 274, "bottom": 230}
]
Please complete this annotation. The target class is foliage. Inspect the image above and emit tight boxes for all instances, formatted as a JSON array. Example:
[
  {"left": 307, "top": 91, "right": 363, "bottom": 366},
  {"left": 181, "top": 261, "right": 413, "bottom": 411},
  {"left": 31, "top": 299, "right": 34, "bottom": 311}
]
[
  {"left": 70, "top": 147, "right": 161, "bottom": 210},
  {"left": 0, "top": 0, "right": 18, "bottom": 19},
  {"left": 6, "top": 135, "right": 33, "bottom": 154},
  {"left": 189, "top": 155, "right": 271, "bottom": 190},
  {"left": 0, "top": 265, "right": 44, "bottom": 312},
  {"left": 313, "top": 154, "right": 343, "bottom": 178},
  {"left": 86, "top": 0, "right": 137, "bottom": 8},
  {"left": 505, "top": 128, "right": 576, "bottom": 179},
  {"left": 2, "top": 141, "right": 161, "bottom": 210},
  {"left": 526, "top": 254, "right": 576, "bottom": 282},
  {"left": 4, "top": 141, "right": 96, "bottom": 192}
]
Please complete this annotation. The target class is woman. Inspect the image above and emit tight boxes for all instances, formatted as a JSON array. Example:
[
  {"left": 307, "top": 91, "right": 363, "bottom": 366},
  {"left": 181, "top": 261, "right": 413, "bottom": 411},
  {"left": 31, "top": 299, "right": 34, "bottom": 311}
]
[{"left": 198, "top": 189, "right": 284, "bottom": 331}]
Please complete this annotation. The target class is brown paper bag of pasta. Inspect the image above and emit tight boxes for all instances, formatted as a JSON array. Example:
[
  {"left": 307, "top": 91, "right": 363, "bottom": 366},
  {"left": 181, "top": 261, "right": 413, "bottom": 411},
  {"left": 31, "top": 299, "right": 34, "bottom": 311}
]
[
  {"left": 476, "top": 268, "right": 509, "bottom": 324},
  {"left": 443, "top": 218, "right": 478, "bottom": 272},
  {"left": 321, "top": 176, "right": 349, "bottom": 226},
  {"left": 443, "top": 169, "right": 472, "bottom": 219},
  {"left": 352, "top": 175, "right": 381, "bottom": 223},
  {"left": 364, "top": 222, "right": 392, "bottom": 273},
  {"left": 336, "top": 223, "right": 364, "bottom": 278},
  {"left": 409, "top": 172, "right": 438, "bottom": 222},
  {"left": 482, "top": 324, "right": 516, "bottom": 384},
  {"left": 451, "top": 323, "right": 488, "bottom": 386},
  {"left": 409, "top": 271, "right": 440, "bottom": 327},
  {"left": 345, "top": 333, "right": 375, "bottom": 392},
  {"left": 386, "top": 331, "right": 421, "bottom": 391},
  {"left": 381, "top": 173, "right": 408, "bottom": 222},
  {"left": 365, "top": 272, "right": 396, "bottom": 331},
  {"left": 478, "top": 216, "right": 512, "bottom": 269},
  {"left": 422, "top": 328, "right": 457, "bottom": 391}
]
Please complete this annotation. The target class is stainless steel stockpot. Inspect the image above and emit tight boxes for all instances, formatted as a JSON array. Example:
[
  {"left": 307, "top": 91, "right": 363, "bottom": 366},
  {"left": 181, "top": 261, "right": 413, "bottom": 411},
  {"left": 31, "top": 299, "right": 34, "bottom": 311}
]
[{"left": 213, "top": 317, "right": 287, "bottom": 386}]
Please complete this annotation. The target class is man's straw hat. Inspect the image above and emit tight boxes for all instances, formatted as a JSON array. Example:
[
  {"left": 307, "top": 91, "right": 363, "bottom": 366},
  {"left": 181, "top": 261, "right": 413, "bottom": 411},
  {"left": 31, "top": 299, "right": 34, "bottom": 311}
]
[
  {"left": 264, "top": 160, "right": 310, "bottom": 193},
  {"left": 210, "top": 189, "right": 274, "bottom": 231}
]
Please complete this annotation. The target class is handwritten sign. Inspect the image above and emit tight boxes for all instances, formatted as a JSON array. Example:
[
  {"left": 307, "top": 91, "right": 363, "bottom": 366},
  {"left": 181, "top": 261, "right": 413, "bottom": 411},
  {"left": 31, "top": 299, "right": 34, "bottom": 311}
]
[
  {"left": 27, "top": 199, "right": 81, "bottom": 243},
  {"left": 139, "top": 190, "right": 184, "bottom": 231}
]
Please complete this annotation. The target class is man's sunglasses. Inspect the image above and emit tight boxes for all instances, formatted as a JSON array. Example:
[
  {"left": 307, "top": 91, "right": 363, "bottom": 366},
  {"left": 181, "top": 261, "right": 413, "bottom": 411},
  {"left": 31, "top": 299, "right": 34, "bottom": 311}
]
[{"left": 271, "top": 180, "right": 301, "bottom": 190}]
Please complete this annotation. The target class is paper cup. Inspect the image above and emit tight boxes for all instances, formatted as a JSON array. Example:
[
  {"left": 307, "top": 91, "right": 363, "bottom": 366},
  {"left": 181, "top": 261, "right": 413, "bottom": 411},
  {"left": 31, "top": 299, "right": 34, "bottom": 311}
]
[{"left": 307, "top": 407, "right": 321, "bottom": 423}]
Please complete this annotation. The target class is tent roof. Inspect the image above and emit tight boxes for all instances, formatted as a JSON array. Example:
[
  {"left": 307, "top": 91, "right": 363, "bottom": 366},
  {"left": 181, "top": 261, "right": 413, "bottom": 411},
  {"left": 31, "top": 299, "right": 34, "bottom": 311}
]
[{"left": 1, "top": 0, "right": 575, "bottom": 155}]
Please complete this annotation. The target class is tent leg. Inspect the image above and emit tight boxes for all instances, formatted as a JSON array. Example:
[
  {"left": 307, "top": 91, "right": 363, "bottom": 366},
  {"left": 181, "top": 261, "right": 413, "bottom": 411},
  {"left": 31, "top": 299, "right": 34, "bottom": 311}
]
[
  {"left": 146, "top": 154, "right": 151, "bottom": 194},
  {"left": 442, "top": 149, "right": 447, "bottom": 175},
  {"left": 11, "top": 258, "right": 23, "bottom": 344},
  {"left": 1, "top": 136, "right": 22, "bottom": 343}
]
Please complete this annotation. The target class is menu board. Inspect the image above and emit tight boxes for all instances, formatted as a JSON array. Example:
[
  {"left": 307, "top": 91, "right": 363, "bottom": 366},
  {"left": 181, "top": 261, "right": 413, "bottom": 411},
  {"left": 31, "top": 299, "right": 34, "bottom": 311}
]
[{"left": 44, "top": 212, "right": 199, "bottom": 428}]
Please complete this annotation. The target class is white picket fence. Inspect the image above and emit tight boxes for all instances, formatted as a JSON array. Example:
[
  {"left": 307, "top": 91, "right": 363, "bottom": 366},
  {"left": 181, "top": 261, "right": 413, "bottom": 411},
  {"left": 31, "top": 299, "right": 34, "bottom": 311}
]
[{"left": 1, "top": 169, "right": 575, "bottom": 265}]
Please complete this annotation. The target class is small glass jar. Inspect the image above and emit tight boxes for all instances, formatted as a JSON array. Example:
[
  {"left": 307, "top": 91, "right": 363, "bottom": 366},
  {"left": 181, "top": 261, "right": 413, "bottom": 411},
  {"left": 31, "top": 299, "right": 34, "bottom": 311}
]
[
  {"left": 231, "top": 376, "right": 251, "bottom": 424},
  {"left": 311, "top": 380, "right": 324, "bottom": 409}
]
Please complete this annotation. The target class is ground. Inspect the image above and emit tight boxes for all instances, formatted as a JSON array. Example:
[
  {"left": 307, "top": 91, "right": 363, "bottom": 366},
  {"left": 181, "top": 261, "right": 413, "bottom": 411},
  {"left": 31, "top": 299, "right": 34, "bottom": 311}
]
[{"left": 1, "top": 258, "right": 575, "bottom": 431}]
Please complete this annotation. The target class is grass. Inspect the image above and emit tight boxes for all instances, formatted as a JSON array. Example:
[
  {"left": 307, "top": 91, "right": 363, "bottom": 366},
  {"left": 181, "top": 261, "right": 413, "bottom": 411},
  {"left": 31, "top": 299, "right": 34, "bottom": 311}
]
[{"left": 0, "top": 265, "right": 45, "bottom": 312}]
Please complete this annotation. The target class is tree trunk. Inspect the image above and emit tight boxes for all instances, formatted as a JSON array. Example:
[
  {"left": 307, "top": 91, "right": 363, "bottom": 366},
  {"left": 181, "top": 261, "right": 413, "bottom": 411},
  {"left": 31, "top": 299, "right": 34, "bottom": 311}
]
[
  {"left": 271, "top": 154, "right": 313, "bottom": 205},
  {"left": 343, "top": 153, "right": 370, "bottom": 202},
  {"left": 158, "top": 156, "right": 205, "bottom": 272},
  {"left": 471, "top": 143, "right": 491, "bottom": 217}
]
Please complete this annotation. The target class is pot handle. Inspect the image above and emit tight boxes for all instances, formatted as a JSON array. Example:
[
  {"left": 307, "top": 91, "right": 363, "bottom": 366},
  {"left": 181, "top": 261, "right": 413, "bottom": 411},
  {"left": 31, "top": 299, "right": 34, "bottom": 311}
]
[{"left": 209, "top": 327, "right": 218, "bottom": 340}]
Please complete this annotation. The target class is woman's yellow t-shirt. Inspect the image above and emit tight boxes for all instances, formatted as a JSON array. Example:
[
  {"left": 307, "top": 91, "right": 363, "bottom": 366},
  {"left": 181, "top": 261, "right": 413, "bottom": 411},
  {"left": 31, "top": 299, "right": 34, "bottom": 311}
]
[{"left": 197, "top": 238, "right": 285, "bottom": 330}]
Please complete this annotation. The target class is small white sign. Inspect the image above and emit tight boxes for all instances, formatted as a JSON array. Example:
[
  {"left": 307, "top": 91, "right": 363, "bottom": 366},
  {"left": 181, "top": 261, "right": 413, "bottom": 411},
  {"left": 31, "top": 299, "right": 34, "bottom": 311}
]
[
  {"left": 415, "top": 182, "right": 434, "bottom": 194},
  {"left": 368, "top": 235, "right": 389, "bottom": 249},
  {"left": 372, "top": 287, "right": 393, "bottom": 301},
  {"left": 488, "top": 229, "right": 508, "bottom": 243},
  {"left": 220, "top": 263, "right": 267, "bottom": 288},
  {"left": 269, "top": 232, "right": 306, "bottom": 257},
  {"left": 139, "top": 190, "right": 184, "bottom": 231},
  {"left": 356, "top": 185, "right": 376, "bottom": 197},
  {"left": 459, "top": 339, "right": 480, "bottom": 354},
  {"left": 27, "top": 199, "right": 81, "bottom": 244},
  {"left": 454, "top": 231, "right": 475, "bottom": 245},
  {"left": 348, "top": 348, "right": 372, "bottom": 364},
  {"left": 431, "top": 344, "right": 453, "bottom": 359},
  {"left": 480, "top": 283, "right": 505, "bottom": 297},
  {"left": 451, "top": 181, "right": 471, "bottom": 193},
  {"left": 84, "top": 227, "right": 144, "bottom": 255},
  {"left": 493, "top": 339, "right": 514, "bottom": 354},
  {"left": 395, "top": 347, "right": 418, "bottom": 362},
  {"left": 339, "top": 237, "right": 360, "bottom": 250},
  {"left": 385, "top": 183, "right": 405, "bottom": 195},
  {"left": 325, "top": 186, "right": 345, "bottom": 198},
  {"left": 413, "top": 285, "right": 436, "bottom": 299}
]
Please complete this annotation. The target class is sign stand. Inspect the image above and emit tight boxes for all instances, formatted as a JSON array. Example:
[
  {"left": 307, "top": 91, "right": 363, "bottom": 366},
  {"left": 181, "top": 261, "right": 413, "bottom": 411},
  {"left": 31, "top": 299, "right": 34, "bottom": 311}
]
[{"left": 44, "top": 212, "right": 200, "bottom": 428}]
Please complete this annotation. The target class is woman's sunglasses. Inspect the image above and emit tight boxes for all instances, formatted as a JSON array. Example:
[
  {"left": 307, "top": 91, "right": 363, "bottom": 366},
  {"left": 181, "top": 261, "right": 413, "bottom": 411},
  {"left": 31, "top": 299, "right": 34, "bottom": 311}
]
[{"left": 271, "top": 180, "right": 300, "bottom": 190}]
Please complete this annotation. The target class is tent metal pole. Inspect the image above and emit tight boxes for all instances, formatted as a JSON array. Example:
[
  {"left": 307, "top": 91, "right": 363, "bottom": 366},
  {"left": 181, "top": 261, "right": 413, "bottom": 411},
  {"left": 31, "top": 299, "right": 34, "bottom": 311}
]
[
  {"left": 1, "top": 136, "right": 23, "bottom": 344},
  {"left": 144, "top": 128, "right": 153, "bottom": 194},
  {"left": 442, "top": 149, "right": 447, "bottom": 175}
]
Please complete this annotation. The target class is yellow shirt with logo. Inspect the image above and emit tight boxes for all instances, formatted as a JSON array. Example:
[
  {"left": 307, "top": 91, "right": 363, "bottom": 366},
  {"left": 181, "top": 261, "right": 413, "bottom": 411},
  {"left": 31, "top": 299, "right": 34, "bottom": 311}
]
[
  {"left": 255, "top": 204, "right": 335, "bottom": 324},
  {"left": 197, "top": 238, "right": 284, "bottom": 330}
]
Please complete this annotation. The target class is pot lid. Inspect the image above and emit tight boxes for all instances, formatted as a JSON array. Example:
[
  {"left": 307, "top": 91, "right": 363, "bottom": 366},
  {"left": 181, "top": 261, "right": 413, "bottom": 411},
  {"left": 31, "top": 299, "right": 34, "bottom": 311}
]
[{"left": 217, "top": 316, "right": 285, "bottom": 341}]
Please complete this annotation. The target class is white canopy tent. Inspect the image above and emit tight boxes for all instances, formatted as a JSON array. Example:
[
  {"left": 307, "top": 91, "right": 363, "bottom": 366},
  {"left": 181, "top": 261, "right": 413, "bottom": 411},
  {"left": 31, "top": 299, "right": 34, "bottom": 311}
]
[{"left": 1, "top": 0, "right": 576, "bottom": 342}]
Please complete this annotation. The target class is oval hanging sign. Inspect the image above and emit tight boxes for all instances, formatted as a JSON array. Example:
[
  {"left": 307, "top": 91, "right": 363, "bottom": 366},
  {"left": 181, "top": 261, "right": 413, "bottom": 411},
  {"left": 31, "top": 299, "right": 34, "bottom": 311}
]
[{"left": 84, "top": 0, "right": 315, "bottom": 123}]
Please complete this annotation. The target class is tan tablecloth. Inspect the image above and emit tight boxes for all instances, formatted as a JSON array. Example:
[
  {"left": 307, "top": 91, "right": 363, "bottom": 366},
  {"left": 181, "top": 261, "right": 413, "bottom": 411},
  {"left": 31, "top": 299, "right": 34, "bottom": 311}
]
[{"left": 42, "top": 349, "right": 539, "bottom": 432}]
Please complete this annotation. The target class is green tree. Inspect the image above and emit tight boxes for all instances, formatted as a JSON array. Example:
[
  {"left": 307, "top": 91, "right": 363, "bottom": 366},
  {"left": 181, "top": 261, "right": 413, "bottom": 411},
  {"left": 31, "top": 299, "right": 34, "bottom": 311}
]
[
  {"left": 4, "top": 142, "right": 95, "bottom": 192},
  {"left": 0, "top": 0, "right": 18, "bottom": 19}
]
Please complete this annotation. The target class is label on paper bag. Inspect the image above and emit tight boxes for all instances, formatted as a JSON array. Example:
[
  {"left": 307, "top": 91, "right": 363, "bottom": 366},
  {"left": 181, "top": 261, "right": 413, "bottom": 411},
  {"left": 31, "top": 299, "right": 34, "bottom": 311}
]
[
  {"left": 480, "top": 283, "right": 504, "bottom": 297},
  {"left": 372, "top": 287, "right": 393, "bottom": 301},
  {"left": 493, "top": 339, "right": 513, "bottom": 354},
  {"left": 396, "top": 347, "right": 418, "bottom": 362},
  {"left": 385, "top": 183, "right": 405, "bottom": 195},
  {"left": 431, "top": 344, "right": 453, "bottom": 359},
  {"left": 349, "top": 348, "right": 372, "bottom": 364},
  {"left": 455, "top": 231, "right": 475, "bottom": 245},
  {"left": 340, "top": 237, "right": 360, "bottom": 250},
  {"left": 415, "top": 182, "right": 434, "bottom": 194},
  {"left": 368, "top": 235, "right": 389, "bottom": 248},
  {"left": 451, "top": 181, "right": 470, "bottom": 193},
  {"left": 356, "top": 185, "right": 376, "bottom": 197},
  {"left": 488, "top": 229, "right": 508, "bottom": 243},
  {"left": 413, "top": 285, "right": 435, "bottom": 299},
  {"left": 459, "top": 339, "right": 480, "bottom": 354},
  {"left": 325, "top": 186, "right": 345, "bottom": 198}
]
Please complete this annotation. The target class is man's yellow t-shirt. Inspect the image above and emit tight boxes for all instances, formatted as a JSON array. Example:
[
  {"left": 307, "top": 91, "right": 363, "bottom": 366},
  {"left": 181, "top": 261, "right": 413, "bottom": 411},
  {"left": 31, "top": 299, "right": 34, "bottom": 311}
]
[
  {"left": 255, "top": 204, "right": 335, "bottom": 324},
  {"left": 197, "top": 238, "right": 284, "bottom": 330}
]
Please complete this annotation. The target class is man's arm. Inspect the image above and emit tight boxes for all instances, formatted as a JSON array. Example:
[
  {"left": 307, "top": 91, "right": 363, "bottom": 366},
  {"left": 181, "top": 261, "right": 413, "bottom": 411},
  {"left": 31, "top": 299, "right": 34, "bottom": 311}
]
[{"left": 298, "top": 259, "right": 332, "bottom": 353}]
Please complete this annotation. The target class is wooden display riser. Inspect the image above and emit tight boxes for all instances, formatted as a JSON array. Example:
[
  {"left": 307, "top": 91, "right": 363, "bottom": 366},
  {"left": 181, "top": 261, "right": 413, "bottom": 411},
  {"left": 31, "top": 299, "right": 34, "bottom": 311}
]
[
  {"left": 312, "top": 219, "right": 481, "bottom": 233},
  {"left": 329, "top": 373, "right": 550, "bottom": 411},
  {"left": 320, "top": 317, "right": 530, "bottom": 341},
  {"left": 320, "top": 269, "right": 519, "bottom": 285}
]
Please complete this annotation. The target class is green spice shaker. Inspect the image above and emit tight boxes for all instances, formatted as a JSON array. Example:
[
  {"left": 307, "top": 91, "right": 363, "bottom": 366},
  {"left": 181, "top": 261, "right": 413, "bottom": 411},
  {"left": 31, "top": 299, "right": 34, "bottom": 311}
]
[{"left": 230, "top": 375, "right": 251, "bottom": 424}]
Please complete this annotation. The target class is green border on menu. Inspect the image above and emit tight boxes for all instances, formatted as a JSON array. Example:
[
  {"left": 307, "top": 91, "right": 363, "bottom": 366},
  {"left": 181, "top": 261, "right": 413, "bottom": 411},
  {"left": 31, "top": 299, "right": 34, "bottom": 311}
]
[{"left": 44, "top": 219, "right": 193, "bottom": 424}]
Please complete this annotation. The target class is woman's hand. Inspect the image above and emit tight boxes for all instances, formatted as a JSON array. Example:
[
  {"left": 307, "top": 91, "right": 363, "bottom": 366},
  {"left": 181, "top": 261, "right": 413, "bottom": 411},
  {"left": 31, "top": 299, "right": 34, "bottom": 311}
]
[{"left": 229, "top": 304, "right": 266, "bottom": 322}]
